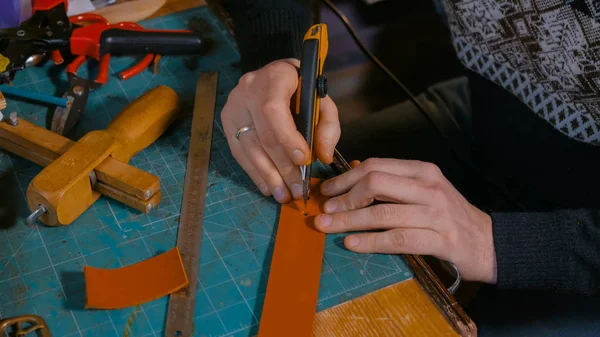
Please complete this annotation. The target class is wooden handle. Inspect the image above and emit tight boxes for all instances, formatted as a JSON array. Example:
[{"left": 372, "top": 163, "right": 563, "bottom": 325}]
[{"left": 106, "top": 85, "right": 180, "bottom": 162}]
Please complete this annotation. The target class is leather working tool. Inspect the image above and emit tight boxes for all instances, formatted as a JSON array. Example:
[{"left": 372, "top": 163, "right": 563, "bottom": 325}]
[
  {"left": 0, "top": 85, "right": 180, "bottom": 226},
  {"left": 294, "top": 23, "right": 329, "bottom": 213},
  {"left": 0, "top": 0, "right": 204, "bottom": 135},
  {"left": 165, "top": 72, "right": 218, "bottom": 337}
]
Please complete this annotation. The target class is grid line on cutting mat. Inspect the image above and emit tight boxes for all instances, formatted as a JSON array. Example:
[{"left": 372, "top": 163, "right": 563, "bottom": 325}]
[{"left": 0, "top": 6, "right": 413, "bottom": 337}]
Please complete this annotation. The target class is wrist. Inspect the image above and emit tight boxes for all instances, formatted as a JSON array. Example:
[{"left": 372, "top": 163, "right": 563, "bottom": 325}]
[
  {"left": 485, "top": 238, "right": 498, "bottom": 284},
  {"left": 478, "top": 211, "right": 498, "bottom": 284},
  {"left": 266, "top": 58, "right": 300, "bottom": 68}
]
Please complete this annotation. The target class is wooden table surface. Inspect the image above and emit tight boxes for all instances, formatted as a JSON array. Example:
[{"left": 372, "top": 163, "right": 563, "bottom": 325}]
[
  {"left": 113, "top": 0, "right": 204, "bottom": 19},
  {"left": 103, "top": 1, "right": 475, "bottom": 336},
  {"left": 149, "top": 0, "right": 205, "bottom": 19}
]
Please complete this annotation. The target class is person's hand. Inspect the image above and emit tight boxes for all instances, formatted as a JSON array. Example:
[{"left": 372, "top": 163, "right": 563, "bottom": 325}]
[
  {"left": 314, "top": 158, "right": 497, "bottom": 284},
  {"left": 221, "top": 58, "right": 340, "bottom": 203}
]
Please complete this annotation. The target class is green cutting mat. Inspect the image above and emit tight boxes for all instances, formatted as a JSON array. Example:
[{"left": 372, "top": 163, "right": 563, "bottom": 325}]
[{"left": 0, "top": 6, "right": 413, "bottom": 337}]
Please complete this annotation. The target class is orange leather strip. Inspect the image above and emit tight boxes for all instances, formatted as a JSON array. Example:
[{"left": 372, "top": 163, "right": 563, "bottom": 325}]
[
  {"left": 258, "top": 178, "right": 327, "bottom": 337},
  {"left": 84, "top": 247, "right": 188, "bottom": 309}
]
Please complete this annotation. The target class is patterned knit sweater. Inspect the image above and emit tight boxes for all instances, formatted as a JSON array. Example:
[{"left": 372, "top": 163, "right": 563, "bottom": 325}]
[
  {"left": 222, "top": 0, "right": 600, "bottom": 296},
  {"left": 436, "top": 0, "right": 600, "bottom": 145}
]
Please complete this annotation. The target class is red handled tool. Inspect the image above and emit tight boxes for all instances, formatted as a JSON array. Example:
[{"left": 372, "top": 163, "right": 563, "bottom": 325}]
[{"left": 0, "top": 0, "right": 204, "bottom": 135}]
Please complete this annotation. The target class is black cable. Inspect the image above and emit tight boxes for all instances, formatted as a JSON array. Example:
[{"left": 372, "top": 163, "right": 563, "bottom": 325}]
[
  {"left": 320, "top": 0, "right": 438, "bottom": 138},
  {"left": 321, "top": 0, "right": 527, "bottom": 210}
]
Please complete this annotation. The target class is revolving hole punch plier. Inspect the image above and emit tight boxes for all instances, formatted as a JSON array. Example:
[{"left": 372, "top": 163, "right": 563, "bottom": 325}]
[{"left": 0, "top": 0, "right": 205, "bottom": 135}]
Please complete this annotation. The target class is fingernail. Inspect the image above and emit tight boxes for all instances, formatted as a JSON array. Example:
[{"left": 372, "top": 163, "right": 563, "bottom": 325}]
[
  {"left": 347, "top": 236, "right": 360, "bottom": 247},
  {"left": 291, "top": 184, "right": 303, "bottom": 199},
  {"left": 321, "top": 181, "right": 332, "bottom": 192},
  {"left": 273, "top": 188, "right": 287, "bottom": 203},
  {"left": 324, "top": 199, "right": 336, "bottom": 213},
  {"left": 319, "top": 215, "right": 332, "bottom": 228},
  {"left": 292, "top": 149, "right": 304, "bottom": 163}
]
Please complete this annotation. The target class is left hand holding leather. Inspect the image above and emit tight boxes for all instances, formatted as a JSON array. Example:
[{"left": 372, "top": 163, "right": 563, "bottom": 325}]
[{"left": 314, "top": 158, "right": 497, "bottom": 284}]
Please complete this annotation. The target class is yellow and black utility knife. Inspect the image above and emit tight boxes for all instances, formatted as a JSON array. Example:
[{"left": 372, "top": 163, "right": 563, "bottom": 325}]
[{"left": 294, "top": 23, "right": 329, "bottom": 212}]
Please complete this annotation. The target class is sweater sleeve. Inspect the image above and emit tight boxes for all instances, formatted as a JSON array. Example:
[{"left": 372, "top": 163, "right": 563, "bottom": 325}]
[
  {"left": 221, "top": 0, "right": 313, "bottom": 73},
  {"left": 491, "top": 209, "right": 600, "bottom": 295}
]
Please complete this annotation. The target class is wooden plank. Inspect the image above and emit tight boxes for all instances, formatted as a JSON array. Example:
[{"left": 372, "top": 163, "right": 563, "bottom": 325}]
[
  {"left": 405, "top": 255, "right": 476, "bottom": 336},
  {"left": 92, "top": 0, "right": 168, "bottom": 23},
  {"left": 111, "top": 0, "right": 206, "bottom": 21},
  {"left": 148, "top": 0, "right": 206, "bottom": 19},
  {"left": 313, "top": 279, "right": 461, "bottom": 337},
  {"left": 94, "top": 158, "right": 159, "bottom": 201},
  {"left": 94, "top": 182, "right": 160, "bottom": 213}
]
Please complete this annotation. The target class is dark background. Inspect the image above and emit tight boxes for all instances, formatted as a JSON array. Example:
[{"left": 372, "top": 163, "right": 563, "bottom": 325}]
[{"left": 320, "top": 0, "right": 465, "bottom": 124}]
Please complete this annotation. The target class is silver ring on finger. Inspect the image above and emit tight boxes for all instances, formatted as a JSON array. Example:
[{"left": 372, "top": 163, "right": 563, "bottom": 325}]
[{"left": 236, "top": 125, "right": 256, "bottom": 140}]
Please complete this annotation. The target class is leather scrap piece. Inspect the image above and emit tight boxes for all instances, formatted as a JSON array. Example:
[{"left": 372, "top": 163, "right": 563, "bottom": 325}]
[{"left": 84, "top": 247, "right": 188, "bottom": 309}]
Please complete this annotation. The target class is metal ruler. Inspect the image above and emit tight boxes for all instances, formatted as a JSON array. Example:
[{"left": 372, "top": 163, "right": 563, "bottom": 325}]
[{"left": 165, "top": 72, "right": 218, "bottom": 337}]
